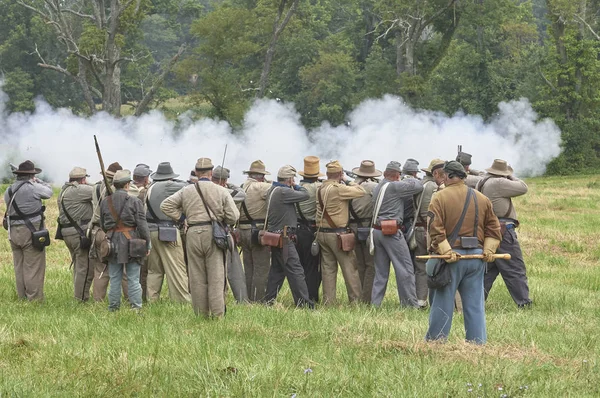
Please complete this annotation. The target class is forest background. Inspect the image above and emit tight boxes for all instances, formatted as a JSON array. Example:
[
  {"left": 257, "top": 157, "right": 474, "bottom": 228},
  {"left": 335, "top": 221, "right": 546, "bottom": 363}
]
[{"left": 1, "top": 0, "right": 599, "bottom": 174}]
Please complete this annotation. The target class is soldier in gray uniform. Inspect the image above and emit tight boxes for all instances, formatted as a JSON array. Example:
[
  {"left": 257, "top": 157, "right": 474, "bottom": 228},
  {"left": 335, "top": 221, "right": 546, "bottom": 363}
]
[
  {"left": 99, "top": 170, "right": 151, "bottom": 311},
  {"left": 57, "top": 167, "right": 95, "bottom": 301},
  {"left": 477, "top": 159, "right": 532, "bottom": 308},
  {"left": 348, "top": 160, "right": 381, "bottom": 303},
  {"left": 295, "top": 156, "right": 323, "bottom": 302},
  {"left": 212, "top": 166, "right": 249, "bottom": 303},
  {"left": 145, "top": 162, "right": 190, "bottom": 303},
  {"left": 371, "top": 161, "right": 423, "bottom": 307},
  {"left": 4, "top": 160, "right": 53, "bottom": 301},
  {"left": 411, "top": 158, "right": 445, "bottom": 307},
  {"left": 264, "top": 165, "right": 314, "bottom": 308}
]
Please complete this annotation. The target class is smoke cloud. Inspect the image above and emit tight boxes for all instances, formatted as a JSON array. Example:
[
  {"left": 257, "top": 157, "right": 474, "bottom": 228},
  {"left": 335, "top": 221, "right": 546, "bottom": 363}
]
[{"left": 0, "top": 88, "right": 561, "bottom": 186}]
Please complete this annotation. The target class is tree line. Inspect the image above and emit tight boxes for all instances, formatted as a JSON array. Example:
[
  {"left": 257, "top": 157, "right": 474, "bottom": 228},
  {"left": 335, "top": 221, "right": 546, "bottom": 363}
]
[{"left": 1, "top": 0, "right": 600, "bottom": 174}]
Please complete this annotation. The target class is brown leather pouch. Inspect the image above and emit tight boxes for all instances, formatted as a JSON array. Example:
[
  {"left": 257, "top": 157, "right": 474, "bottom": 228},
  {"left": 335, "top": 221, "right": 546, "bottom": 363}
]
[
  {"left": 337, "top": 231, "right": 356, "bottom": 252},
  {"left": 259, "top": 230, "right": 282, "bottom": 248},
  {"left": 380, "top": 220, "right": 399, "bottom": 236}
]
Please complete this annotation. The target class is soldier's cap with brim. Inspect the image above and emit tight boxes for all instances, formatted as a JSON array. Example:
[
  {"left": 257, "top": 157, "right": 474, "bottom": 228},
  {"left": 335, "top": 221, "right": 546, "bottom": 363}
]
[
  {"left": 326, "top": 160, "right": 343, "bottom": 173},
  {"left": 243, "top": 160, "right": 270, "bottom": 175},
  {"left": 113, "top": 169, "right": 132, "bottom": 184},
  {"left": 443, "top": 161, "right": 467, "bottom": 177},
  {"left": 195, "top": 158, "right": 214, "bottom": 171},
  {"left": 13, "top": 160, "right": 42, "bottom": 175},
  {"left": 421, "top": 158, "right": 445, "bottom": 174},
  {"left": 212, "top": 166, "right": 231, "bottom": 180},
  {"left": 385, "top": 161, "right": 402, "bottom": 173},
  {"left": 133, "top": 165, "right": 152, "bottom": 178},
  {"left": 102, "top": 162, "right": 123, "bottom": 178},
  {"left": 151, "top": 162, "right": 180, "bottom": 181},
  {"left": 69, "top": 167, "right": 90, "bottom": 179},
  {"left": 278, "top": 165, "right": 297, "bottom": 179},
  {"left": 352, "top": 160, "right": 382, "bottom": 177},
  {"left": 485, "top": 159, "right": 511, "bottom": 177},
  {"left": 402, "top": 158, "right": 420, "bottom": 173},
  {"left": 456, "top": 152, "right": 472, "bottom": 166}
]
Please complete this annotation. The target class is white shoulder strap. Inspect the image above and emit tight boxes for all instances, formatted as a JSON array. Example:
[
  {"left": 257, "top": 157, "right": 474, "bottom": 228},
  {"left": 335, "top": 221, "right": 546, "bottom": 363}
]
[
  {"left": 263, "top": 187, "right": 280, "bottom": 231},
  {"left": 371, "top": 182, "right": 390, "bottom": 226}
]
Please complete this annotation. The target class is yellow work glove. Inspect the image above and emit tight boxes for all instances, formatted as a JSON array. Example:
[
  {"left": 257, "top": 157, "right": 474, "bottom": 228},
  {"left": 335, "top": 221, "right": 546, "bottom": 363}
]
[
  {"left": 438, "top": 239, "right": 460, "bottom": 263},
  {"left": 482, "top": 237, "right": 501, "bottom": 263}
]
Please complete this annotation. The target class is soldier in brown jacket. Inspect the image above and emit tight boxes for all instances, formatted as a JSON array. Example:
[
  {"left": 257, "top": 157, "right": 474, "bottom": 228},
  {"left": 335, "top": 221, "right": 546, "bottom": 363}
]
[
  {"left": 316, "top": 160, "right": 366, "bottom": 304},
  {"left": 161, "top": 158, "right": 240, "bottom": 317},
  {"left": 238, "top": 160, "right": 272, "bottom": 302},
  {"left": 477, "top": 159, "right": 532, "bottom": 308},
  {"left": 426, "top": 161, "right": 501, "bottom": 344}
]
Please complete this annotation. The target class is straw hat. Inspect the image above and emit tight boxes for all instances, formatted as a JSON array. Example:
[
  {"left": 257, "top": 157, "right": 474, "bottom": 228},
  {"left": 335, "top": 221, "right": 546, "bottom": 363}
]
[
  {"left": 298, "top": 156, "right": 325, "bottom": 178},
  {"left": 352, "top": 160, "right": 382, "bottom": 178},
  {"left": 485, "top": 159, "right": 512, "bottom": 177},
  {"left": 243, "top": 160, "right": 270, "bottom": 175}
]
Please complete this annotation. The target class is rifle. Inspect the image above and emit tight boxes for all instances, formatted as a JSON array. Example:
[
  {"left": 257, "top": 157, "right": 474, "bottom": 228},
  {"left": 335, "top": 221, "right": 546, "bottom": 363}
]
[
  {"left": 416, "top": 254, "right": 511, "bottom": 260},
  {"left": 9, "top": 163, "right": 17, "bottom": 172},
  {"left": 343, "top": 169, "right": 358, "bottom": 179},
  {"left": 218, "top": 144, "right": 228, "bottom": 185},
  {"left": 94, "top": 135, "right": 112, "bottom": 196}
]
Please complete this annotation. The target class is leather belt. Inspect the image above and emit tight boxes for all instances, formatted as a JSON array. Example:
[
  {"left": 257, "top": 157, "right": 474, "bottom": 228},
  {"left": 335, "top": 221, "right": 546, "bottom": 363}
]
[
  {"left": 349, "top": 218, "right": 371, "bottom": 224},
  {"left": 414, "top": 222, "right": 426, "bottom": 227},
  {"left": 188, "top": 221, "right": 212, "bottom": 227},
  {"left": 111, "top": 226, "right": 135, "bottom": 239},
  {"left": 239, "top": 219, "right": 265, "bottom": 225},
  {"left": 318, "top": 227, "right": 347, "bottom": 233}
]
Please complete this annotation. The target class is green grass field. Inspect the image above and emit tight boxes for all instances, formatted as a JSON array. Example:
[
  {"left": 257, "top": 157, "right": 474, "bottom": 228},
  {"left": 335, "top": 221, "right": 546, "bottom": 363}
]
[{"left": 1, "top": 176, "right": 599, "bottom": 396}]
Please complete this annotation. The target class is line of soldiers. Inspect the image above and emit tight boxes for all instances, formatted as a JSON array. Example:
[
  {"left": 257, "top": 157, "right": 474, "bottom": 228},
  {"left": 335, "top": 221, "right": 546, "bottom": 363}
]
[{"left": 3, "top": 152, "right": 532, "bottom": 330}]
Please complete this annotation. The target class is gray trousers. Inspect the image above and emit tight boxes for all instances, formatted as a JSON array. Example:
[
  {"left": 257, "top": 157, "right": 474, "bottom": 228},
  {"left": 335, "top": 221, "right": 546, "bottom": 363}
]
[
  {"left": 239, "top": 229, "right": 271, "bottom": 302},
  {"left": 371, "top": 229, "right": 418, "bottom": 307},
  {"left": 227, "top": 246, "right": 249, "bottom": 303},
  {"left": 484, "top": 227, "right": 531, "bottom": 306},
  {"left": 265, "top": 241, "right": 313, "bottom": 307},
  {"left": 413, "top": 226, "right": 429, "bottom": 302}
]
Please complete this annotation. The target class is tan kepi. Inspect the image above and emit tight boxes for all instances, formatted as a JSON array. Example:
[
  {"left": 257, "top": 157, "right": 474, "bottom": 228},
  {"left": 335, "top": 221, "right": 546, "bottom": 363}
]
[
  {"left": 486, "top": 159, "right": 512, "bottom": 177},
  {"left": 195, "top": 158, "right": 214, "bottom": 171},
  {"left": 278, "top": 165, "right": 297, "bottom": 179},
  {"left": 244, "top": 160, "right": 270, "bottom": 175},
  {"left": 352, "top": 160, "right": 382, "bottom": 178},
  {"left": 69, "top": 167, "right": 90, "bottom": 179},
  {"left": 421, "top": 158, "right": 445, "bottom": 174},
  {"left": 299, "top": 156, "right": 325, "bottom": 177},
  {"left": 113, "top": 169, "right": 132, "bottom": 184},
  {"left": 326, "top": 160, "right": 343, "bottom": 173}
]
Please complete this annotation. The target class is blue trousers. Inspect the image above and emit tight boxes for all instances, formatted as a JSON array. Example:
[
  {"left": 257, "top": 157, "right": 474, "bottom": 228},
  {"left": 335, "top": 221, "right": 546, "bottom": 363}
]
[
  {"left": 426, "top": 248, "right": 486, "bottom": 344},
  {"left": 108, "top": 261, "right": 142, "bottom": 311}
]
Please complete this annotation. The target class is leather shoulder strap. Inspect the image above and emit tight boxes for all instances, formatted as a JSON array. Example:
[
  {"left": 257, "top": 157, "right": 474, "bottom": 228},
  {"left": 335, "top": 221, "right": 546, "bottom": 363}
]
[
  {"left": 318, "top": 185, "right": 337, "bottom": 228},
  {"left": 447, "top": 188, "right": 473, "bottom": 245},
  {"left": 60, "top": 186, "right": 86, "bottom": 238}
]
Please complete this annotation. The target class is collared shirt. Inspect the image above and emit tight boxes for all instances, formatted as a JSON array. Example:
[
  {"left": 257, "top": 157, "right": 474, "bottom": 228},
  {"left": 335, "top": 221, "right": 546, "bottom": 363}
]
[
  {"left": 428, "top": 181, "right": 501, "bottom": 251},
  {"left": 57, "top": 182, "right": 94, "bottom": 236},
  {"left": 371, "top": 178, "right": 423, "bottom": 225},
  {"left": 316, "top": 180, "right": 366, "bottom": 228},
  {"left": 4, "top": 178, "right": 53, "bottom": 226},
  {"left": 266, "top": 182, "right": 309, "bottom": 231}
]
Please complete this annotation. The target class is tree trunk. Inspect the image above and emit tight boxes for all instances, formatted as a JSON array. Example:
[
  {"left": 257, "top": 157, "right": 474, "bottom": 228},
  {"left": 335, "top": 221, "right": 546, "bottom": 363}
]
[
  {"left": 396, "top": 31, "right": 405, "bottom": 75},
  {"left": 77, "top": 59, "right": 97, "bottom": 114}
]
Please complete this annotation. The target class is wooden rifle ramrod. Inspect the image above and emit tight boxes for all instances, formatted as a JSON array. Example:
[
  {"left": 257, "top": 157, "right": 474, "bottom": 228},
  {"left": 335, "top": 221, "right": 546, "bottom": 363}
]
[{"left": 416, "top": 254, "right": 511, "bottom": 260}]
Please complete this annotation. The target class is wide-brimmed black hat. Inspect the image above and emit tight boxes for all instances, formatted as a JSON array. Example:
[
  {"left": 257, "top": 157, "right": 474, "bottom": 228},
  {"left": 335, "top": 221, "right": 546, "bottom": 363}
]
[
  {"left": 151, "top": 162, "right": 180, "bottom": 181},
  {"left": 13, "top": 160, "right": 42, "bottom": 175}
]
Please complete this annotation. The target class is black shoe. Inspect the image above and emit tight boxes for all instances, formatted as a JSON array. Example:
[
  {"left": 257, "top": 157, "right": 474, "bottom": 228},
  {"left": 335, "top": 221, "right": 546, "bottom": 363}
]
[{"left": 517, "top": 300, "right": 533, "bottom": 309}]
